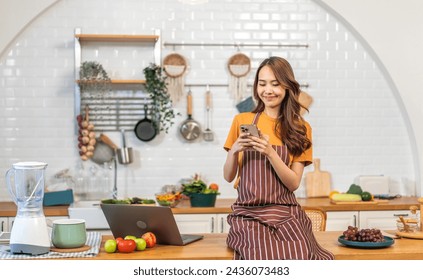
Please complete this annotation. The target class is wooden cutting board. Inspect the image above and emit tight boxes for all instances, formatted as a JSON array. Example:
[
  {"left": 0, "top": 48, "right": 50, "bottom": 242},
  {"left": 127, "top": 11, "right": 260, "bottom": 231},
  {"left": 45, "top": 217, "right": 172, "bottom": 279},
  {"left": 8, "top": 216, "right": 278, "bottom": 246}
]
[
  {"left": 396, "top": 231, "right": 423, "bottom": 240},
  {"left": 305, "top": 158, "right": 331, "bottom": 198},
  {"left": 330, "top": 199, "right": 389, "bottom": 205},
  {"left": 299, "top": 91, "right": 313, "bottom": 115}
]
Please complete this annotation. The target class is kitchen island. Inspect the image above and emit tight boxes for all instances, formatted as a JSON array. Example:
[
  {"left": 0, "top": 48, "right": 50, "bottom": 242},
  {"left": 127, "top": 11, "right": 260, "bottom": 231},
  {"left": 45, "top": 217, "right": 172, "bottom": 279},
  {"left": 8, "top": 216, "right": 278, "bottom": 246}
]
[{"left": 90, "top": 232, "right": 423, "bottom": 260}]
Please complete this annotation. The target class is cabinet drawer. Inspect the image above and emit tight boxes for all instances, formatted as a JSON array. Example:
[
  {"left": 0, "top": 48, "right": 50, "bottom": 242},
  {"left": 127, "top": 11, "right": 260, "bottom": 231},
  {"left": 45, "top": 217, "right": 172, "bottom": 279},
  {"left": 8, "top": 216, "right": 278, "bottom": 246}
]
[
  {"left": 359, "top": 210, "right": 414, "bottom": 230},
  {"left": 174, "top": 214, "right": 230, "bottom": 234}
]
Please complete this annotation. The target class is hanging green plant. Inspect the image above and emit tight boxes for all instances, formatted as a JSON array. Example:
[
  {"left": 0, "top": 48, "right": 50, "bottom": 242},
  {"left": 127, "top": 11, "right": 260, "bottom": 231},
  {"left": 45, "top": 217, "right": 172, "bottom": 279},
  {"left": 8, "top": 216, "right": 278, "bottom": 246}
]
[
  {"left": 79, "top": 61, "right": 111, "bottom": 93},
  {"left": 143, "top": 63, "right": 178, "bottom": 134}
]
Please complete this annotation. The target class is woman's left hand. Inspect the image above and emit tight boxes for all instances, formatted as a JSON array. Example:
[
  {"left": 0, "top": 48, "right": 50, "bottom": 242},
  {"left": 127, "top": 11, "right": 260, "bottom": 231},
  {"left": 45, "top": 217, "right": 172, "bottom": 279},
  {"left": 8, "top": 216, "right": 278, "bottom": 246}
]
[{"left": 248, "top": 134, "right": 273, "bottom": 156}]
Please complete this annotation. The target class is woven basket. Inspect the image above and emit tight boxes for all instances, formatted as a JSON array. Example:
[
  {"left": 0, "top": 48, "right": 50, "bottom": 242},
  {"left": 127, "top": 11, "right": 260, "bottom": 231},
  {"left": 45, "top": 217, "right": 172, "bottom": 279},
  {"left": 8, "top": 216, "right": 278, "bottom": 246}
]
[
  {"left": 163, "top": 53, "right": 187, "bottom": 78},
  {"left": 227, "top": 53, "right": 251, "bottom": 77}
]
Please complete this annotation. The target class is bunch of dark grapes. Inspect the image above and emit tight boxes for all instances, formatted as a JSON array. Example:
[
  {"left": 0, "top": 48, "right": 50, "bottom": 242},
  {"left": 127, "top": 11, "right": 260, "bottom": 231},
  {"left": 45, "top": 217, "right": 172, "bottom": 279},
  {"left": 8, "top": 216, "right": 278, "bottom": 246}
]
[{"left": 343, "top": 226, "right": 385, "bottom": 242}]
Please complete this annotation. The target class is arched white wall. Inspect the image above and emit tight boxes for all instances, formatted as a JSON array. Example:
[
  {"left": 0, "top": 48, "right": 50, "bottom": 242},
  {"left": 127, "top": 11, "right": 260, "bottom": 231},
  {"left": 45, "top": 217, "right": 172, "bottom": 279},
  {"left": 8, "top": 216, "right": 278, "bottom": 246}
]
[
  {"left": 0, "top": 0, "right": 58, "bottom": 58},
  {"left": 320, "top": 0, "right": 423, "bottom": 194}
]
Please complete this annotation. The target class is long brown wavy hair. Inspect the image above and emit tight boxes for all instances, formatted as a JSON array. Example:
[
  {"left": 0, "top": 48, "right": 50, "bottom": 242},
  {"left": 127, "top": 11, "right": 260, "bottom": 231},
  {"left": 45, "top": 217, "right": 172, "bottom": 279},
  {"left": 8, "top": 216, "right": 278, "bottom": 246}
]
[{"left": 252, "top": 56, "right": 311, "bottom": 157}]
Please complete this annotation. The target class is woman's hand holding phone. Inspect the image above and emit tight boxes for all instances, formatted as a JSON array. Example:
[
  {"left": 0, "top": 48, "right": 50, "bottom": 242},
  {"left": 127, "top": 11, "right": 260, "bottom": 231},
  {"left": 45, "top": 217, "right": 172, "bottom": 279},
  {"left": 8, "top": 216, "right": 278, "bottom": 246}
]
[
  {"left": 239, "top": 124, "right": 273, "bottom": 156},
  {"left": 239, "top": 124, "right": 262, "bottom": 151}
]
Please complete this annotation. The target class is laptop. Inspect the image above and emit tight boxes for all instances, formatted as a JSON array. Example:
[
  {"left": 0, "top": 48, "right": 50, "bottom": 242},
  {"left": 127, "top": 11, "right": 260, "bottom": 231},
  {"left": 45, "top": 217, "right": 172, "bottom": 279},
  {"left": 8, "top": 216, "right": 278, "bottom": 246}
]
[{"left": 100, "top": 204, "right": 203, "bottom": 246}]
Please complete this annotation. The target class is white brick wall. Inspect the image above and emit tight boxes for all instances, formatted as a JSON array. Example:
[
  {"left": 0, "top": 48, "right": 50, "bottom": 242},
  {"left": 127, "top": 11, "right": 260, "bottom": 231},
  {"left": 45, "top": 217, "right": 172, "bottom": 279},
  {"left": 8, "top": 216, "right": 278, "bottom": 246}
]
[{"left": 0, "top": 0, "right": 415, "bottom": 201}]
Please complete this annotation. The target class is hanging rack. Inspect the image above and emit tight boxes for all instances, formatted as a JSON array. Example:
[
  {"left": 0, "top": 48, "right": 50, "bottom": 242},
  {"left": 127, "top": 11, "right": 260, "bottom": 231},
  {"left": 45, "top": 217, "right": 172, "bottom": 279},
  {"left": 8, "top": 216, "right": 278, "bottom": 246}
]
[
  {"left": 184, "top": 83, "right": 309, "bottom": 88},
  {"left": 163, "top": 42, "right": 309, "bottom": 48}
]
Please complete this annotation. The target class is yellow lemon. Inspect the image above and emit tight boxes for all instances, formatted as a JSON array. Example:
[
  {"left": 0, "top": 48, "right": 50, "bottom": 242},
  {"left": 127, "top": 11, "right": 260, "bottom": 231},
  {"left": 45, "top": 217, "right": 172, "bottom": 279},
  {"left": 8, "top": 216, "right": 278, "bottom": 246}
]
[{"left": 329, "top": 190, "right": 340, "bottom": 199}]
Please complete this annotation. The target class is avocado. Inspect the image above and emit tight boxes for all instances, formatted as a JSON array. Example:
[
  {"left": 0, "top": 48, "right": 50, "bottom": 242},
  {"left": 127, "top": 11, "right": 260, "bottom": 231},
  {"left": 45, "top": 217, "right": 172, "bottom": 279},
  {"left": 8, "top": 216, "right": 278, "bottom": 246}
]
[{"left": 346, "top": 184, "right": 363, "bottom": 195}]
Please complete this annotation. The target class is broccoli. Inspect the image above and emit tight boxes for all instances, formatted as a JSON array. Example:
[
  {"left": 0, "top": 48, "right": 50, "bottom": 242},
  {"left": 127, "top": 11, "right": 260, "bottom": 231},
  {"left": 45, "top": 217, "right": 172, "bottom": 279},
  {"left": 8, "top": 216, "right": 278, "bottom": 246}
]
[{"left": 346, "top": 184, "right": 363, "bottom": 195}]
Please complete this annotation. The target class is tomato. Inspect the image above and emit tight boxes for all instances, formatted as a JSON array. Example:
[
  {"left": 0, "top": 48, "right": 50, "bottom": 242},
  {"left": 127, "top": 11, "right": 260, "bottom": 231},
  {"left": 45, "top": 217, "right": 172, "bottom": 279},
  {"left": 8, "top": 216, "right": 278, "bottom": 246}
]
[
  {"left": 115, "top": 237, "right": 124, "bottom": 247},
  {"left": 117, "top": 239, "right": 136, "bottom": 253},
  {"left": 142, "top": 232, "right": 157, "bottom": 248},
  {"left": 209, "top": 183, "right": 219, "bottom": 191}
]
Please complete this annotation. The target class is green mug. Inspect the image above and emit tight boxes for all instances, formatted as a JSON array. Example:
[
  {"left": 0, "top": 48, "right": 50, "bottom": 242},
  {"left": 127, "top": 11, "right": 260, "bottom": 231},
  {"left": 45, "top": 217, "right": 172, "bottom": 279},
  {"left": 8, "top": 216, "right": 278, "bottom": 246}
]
[{"left": 51, "top": 219, "right": 87, "bottom": 249}]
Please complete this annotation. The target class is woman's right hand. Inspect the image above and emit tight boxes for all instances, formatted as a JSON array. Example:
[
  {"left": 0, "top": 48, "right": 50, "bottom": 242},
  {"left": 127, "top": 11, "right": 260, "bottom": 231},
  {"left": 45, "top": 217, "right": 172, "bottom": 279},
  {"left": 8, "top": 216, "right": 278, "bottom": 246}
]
[{"left": 231, "top": 132, "right": 253, "bottom": 153}]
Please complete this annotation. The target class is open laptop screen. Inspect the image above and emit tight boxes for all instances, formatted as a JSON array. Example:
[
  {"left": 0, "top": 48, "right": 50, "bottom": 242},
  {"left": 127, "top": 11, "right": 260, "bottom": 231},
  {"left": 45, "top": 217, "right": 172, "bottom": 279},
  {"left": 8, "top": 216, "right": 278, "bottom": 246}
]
[{"left": 100, "top": 204, "right": 203, "bottom": 246}]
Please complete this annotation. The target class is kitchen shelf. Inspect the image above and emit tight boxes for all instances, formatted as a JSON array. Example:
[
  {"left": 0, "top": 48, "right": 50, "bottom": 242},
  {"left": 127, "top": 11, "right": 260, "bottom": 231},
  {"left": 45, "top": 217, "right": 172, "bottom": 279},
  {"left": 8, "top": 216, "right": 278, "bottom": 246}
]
[
  {"left": 75, "top": 34, "right": 159, "bottom": 42},
  {"left": 74, "top": 28, "right": 161, "bottom": 133},
  {"left": 77, "top": 79, "right": 146, "bottom": 84}
]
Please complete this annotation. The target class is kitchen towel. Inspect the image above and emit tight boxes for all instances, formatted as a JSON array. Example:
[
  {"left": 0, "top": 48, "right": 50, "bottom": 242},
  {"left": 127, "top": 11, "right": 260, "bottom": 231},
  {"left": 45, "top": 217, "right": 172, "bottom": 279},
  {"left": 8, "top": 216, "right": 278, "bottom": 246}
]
[{"left": 0, "top": 231, "right": 101, "bottom": 259}]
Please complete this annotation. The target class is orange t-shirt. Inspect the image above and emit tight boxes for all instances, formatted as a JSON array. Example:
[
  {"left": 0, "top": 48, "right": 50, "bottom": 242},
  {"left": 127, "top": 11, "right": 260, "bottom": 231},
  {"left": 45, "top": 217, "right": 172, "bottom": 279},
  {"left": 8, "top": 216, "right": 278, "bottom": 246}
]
[{"left": 223, "top": 112, "right": 313, "bottom": 166}]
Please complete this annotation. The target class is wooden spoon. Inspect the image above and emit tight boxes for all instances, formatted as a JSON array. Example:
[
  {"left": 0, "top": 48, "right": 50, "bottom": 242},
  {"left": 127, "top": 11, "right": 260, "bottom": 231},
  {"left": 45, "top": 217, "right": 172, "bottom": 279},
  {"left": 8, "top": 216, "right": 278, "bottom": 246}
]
[{"left": 399, "top": 216, "right": 411, "bottom": 232}]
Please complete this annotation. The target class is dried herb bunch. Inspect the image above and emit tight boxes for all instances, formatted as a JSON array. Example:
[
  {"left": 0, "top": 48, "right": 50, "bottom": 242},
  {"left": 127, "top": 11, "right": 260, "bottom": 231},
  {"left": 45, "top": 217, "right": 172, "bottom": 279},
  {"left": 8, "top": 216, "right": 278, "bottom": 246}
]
[
  {"left": 143, "top": 63, "right": 178, "bottom": 133},
  {"left": 79, "top": 61, "right": 111, "bottom": 93}
]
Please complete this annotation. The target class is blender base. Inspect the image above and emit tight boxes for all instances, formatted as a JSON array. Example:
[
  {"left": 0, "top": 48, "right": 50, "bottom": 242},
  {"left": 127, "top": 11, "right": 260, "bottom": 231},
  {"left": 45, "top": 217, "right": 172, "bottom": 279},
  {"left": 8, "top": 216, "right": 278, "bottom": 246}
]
[
  {"left": 9, "top": 216, "right": 51, "bottom": 255},
  {"left": 10, "top": 243, "right": 50, "bottom": 256}
]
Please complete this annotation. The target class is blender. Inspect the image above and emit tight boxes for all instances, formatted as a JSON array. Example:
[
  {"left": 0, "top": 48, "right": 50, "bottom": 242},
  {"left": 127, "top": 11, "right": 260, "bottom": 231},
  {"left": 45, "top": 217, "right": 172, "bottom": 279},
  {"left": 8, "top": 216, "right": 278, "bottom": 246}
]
[{"left": 5, "top": 162, "right": 50, "bottom": 255}]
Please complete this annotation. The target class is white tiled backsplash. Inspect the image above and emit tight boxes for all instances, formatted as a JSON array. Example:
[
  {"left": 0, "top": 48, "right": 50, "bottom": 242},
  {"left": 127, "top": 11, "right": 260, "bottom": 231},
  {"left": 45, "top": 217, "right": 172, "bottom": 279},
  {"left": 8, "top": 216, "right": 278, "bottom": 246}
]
[{"left": 0, "top": 0, "right": 415, "bottom": 201}]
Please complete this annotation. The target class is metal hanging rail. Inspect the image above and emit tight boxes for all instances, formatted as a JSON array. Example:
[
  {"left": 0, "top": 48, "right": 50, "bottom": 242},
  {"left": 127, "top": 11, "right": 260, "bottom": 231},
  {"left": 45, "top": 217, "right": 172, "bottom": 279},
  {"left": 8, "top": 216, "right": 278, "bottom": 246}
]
[
  {"left": 184, "top": 83, "right": 309, "bottom": 88},
  {"left": 163, "top": 42, "right": 309, "bottom": 48}
]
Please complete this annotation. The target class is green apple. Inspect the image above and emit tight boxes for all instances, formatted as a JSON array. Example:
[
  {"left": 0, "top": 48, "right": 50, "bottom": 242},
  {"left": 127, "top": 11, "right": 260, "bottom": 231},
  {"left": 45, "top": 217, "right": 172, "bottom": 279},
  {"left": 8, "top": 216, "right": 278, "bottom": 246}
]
[
  {"left": 124, "top": 235, "right": 137, "bottom": 240},
  {"left": 104, "top": 239, "right": 117, "bottom": 253},
  {"left": 135, "top": 238, "right": 147, "bottom": 251}
]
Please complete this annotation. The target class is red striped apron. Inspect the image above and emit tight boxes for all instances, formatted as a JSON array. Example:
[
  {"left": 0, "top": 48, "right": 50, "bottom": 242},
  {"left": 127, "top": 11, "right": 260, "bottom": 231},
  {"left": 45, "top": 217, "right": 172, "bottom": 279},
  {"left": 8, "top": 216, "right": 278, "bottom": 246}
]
[{"left": 227, "top": 113, "right": 334, "bottom": 260}]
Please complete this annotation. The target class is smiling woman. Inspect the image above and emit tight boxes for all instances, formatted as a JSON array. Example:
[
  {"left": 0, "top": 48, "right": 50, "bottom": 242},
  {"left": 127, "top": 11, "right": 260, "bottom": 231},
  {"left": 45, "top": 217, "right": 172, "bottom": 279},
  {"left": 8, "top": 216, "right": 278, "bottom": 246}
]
[{"left": 223, "top": 57, "right": 333, "bottom": 260}]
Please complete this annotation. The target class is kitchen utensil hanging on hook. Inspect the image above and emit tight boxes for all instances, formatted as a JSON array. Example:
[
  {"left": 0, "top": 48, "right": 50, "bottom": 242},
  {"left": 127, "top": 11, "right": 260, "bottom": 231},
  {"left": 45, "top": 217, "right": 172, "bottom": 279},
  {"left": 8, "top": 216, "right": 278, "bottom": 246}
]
[
  {"left": 163, "top": 52, "right": 188, "bottom": 104},
  {"left": 203, "top": 85, "right": 214, "bottom": 141},
  {"left": 91, "top": 133, "right": 118, "bottom": 166},
  {"left": 134, "top": 103, "right": 157, "bottom": 142},
  {"left": 180, "top": 89, "right": 201, "bottom": 141},
  {"left": 227, "top": 51, "right": 251, "bottom": 102},
  {"left": 117, "top": 129, "right": 133, "bottom": 165}
]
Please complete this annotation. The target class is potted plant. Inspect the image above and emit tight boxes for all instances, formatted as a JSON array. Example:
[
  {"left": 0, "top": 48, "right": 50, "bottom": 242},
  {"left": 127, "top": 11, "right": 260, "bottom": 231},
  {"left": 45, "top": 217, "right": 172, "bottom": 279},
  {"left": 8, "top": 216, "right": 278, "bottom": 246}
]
[
  {"left": 181, "top": 174, "right": 220, "bottom": 207},
  {"left": 78, "top": 61, "right": 111, "bottom": 93},
  {"left": 143, "top": 63, "right": 178, "bottom": 134}
]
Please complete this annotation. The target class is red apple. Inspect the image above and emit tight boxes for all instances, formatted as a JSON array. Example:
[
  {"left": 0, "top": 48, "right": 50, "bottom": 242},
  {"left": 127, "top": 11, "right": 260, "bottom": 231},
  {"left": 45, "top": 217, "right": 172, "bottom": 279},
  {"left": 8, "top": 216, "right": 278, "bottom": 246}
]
[{"left": 141, "top": 232, "right": 157, "bottom": 248}]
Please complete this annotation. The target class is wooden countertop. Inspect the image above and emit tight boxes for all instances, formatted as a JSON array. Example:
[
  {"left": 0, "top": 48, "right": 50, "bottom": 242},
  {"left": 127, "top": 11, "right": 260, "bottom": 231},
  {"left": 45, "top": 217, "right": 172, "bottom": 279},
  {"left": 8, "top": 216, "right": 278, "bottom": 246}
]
[
  {"left": 4, "top": 231, "right": 423, "bottom": 260},
  {"left": 89, "top": 231, "right": 423, "bottom": 260},
  {"left": 0, "top": 202, "right": 69, "bottom": 217},
  {"left": 0, "top": 196, "right": 419, "bottom": 217},
  {"left": 95, "top": 234, "right": 233, "bottom": 260},
  {"left": 315, "top": 231, "right": 423, "bottom": 260}
]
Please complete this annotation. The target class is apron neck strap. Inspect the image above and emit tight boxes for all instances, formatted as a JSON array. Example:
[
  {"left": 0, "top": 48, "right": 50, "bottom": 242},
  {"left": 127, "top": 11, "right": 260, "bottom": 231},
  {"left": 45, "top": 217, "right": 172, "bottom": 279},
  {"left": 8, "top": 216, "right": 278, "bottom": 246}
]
[{"left": 252, "top": 112, "right": 261, "bottom": 125}]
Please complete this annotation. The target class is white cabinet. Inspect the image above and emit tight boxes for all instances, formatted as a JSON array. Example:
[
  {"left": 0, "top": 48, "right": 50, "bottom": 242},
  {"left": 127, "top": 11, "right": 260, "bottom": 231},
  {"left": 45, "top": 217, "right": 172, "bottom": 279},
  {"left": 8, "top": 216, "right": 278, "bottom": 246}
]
[
  {"left": 326, "top": 210, "right": 415, "bottom": 231},
  {"left": 326, "top": 211, "right": 359, "bottom": 231},
  {"left": 174, "top": 214, "right": 230, "bottom": 234},
  {"left": 359, "top": 210, "right": 411, "bottom": 230}
]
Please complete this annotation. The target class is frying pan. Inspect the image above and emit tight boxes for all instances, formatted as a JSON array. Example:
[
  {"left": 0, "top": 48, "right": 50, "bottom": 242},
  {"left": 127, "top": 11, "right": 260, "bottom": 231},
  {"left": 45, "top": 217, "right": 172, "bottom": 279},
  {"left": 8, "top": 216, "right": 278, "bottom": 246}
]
[
  {"left": 180, "top": 90, "right": 201, "bottom": 141},
  {"left": 134, "top": 104, "right": 157, "bottom": 142},
  {"left": 91, "top": 133, "right": 118, "bottom": 165}
]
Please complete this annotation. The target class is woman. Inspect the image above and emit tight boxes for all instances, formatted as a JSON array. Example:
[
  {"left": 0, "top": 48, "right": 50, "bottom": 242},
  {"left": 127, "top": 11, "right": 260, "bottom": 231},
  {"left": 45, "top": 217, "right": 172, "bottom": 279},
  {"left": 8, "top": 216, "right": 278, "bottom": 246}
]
[{"left": 223, "top": 56, "right": 334, "bottom": 260}]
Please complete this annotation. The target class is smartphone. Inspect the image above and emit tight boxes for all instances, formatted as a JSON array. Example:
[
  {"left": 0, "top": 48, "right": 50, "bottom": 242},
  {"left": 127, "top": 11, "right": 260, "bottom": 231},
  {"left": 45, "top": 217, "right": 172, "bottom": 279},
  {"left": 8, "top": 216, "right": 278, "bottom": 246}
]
[{"left": 240, "top": 124, "right": 260, "bottom": 137}]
